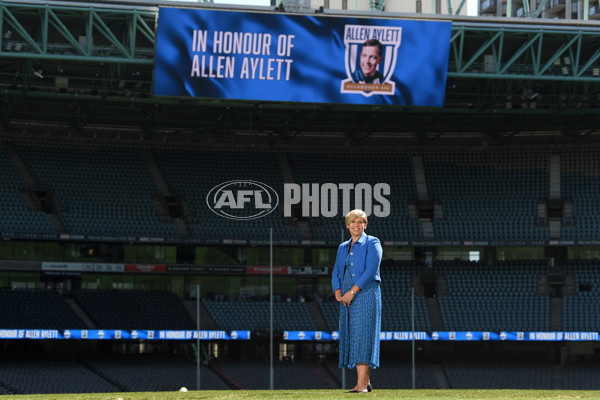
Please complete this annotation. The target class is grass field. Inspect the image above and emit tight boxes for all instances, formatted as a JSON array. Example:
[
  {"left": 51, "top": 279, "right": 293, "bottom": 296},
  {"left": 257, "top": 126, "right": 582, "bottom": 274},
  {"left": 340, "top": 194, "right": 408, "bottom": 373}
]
[{"left": 1, "top": 390, "right": 599, "bottom": 400}]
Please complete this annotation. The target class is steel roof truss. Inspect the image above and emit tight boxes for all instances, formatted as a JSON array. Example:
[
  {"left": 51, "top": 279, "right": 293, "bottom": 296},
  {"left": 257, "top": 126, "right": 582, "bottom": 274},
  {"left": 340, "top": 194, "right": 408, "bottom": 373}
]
[
  {"left": 46, "top": 7, "right": 87, "bottom": 56},
  {"left": 91, "top": 11, "right": 130, "bottom": 59},
  {"left": 2, "top": 6, "right": 43, "bottom": 54},
  {"left": 460, "top": 30, "right": 504, "bottom": 74},
  {"left": 499, "top": 31, "right": 542, "bottom": 75}
]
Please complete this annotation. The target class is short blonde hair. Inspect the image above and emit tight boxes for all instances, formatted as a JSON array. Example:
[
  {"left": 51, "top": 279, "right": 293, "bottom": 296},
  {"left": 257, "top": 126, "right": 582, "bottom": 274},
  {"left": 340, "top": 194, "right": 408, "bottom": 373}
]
[{"left": 345, "top": 209, "right": 368, "bottom": 226}]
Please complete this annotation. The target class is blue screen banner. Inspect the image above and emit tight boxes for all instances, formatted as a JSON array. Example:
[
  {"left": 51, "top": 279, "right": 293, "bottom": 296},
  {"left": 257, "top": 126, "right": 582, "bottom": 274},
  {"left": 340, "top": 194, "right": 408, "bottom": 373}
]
[
  {"left": 0, "top": 329, "right": 251, "bottom": 340},
  {"left": 1, "top": 329, "right": 599, "bottom": 341},
  {"left": 283, "top": 331, "right": 600, "bottom": 341},
  {"left": 154, "top": 8, "right": 452, "bottom": 106}
]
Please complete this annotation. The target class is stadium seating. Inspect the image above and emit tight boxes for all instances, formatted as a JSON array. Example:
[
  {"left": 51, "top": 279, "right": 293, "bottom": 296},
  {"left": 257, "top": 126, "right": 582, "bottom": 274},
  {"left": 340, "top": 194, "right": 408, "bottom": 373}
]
[
  {"left": 203, "top": 299, "right": 316, "bottom": 332},
  {"left": 0, "top": 289, "right": 87, "bottom": 329},
  {"left": 423, "top": 151, "right": 549, "bottom": 241},
  {"left": 287, "top": 152, "right": 422, "bottom": 242},
  {"left": 18, "top": 146, "right": 180, "bottom": 238},
  {"left": 5, "top": 351, "right": 599, "bottom": 393},
  {"left": 317, "top": 300, "right": 340, "bottom": 332},
  {"left": 5, "top": 146, "right": 600, "bottom": 243},
  {"left": 563, "top": 358, "right": 600, "bottom": 389},
  {"left": 380, "top": 261, "right": 432, "bottom": 332},
  {"left": 72, "top": 290, "right": 195, "bottom": 330},
  {"left": 153, "top": 149, "right": 300, "bottom": 242},
  {"left": 213, "top": 360, "right": 336, "bottom": 390},
  {"left": 435, "top": 261, "right": 550, "bottom": 331},
  {"left": 86, "top": 354, "right": 229, "bottom": 391},
  {"left": 561, "top": 150, "right": 600, "bottom": 240},
  {"left": 3, "top": 144, "right": 600, "bottom": 394},
  {"left": 370, "top": 358, "right": 439, "bottom": 389},
  {"left": 0, "top": 355, "right": 119, "bottom": 394},
  {"left": 563, "top": 261, "right": 600, "bottom": 331},
  {"left": 0, "top": 149, "right": 55, "bottom": 234},
  {"left": 323, "top": 352, "right": 440, "bottom": 389},
  {"left": 443, "top": 354, "right": 553, "bottom": 389},
  {"left": 0, "top": 387, "right": 12, "bottom": 395},
  {"left": 7, "top": 146, "right": 600, "bottom": 243}
]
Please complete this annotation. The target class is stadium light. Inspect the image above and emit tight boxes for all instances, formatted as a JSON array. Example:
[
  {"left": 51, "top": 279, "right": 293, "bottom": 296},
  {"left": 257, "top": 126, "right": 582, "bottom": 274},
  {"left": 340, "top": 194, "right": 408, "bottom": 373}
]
[
  {"left": 523, "top": 87, "right": 538, "bottom": 100},
  {"left": 32, "top": 61, "right": 43, "bottom": 79}
]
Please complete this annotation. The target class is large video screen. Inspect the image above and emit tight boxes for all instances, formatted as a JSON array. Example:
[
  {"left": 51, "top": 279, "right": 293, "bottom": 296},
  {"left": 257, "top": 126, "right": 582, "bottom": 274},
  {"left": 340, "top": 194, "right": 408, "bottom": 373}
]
[{"left": 154, "top": 7, "right": 452, "bottom": 106}]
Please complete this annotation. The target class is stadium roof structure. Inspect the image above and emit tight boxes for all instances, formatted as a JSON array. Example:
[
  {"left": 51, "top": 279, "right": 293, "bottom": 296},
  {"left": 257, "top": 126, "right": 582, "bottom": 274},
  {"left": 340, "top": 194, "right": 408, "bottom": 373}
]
[{"left": 1, "top": 0, "right": 600, "bottom": 150}]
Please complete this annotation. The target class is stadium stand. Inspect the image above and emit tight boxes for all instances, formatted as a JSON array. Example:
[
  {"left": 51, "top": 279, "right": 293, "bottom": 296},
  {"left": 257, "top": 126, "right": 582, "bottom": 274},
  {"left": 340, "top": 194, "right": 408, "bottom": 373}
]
[
  {"left": 153, "top": 149, "right": 299, "bottom": 241},
  {"left": 0, "top": 148, "right": 55, "bottom": 234},
  {"left": 373, "top": 358, "right": 439, "bottom": 389},
  {"left": 442, "top": 354, "right": 553, "bottom": 389},
  {"left": 0, "top": 387, "right": 12, "bottom": 395},
  {"left": 563, "top": 261, "right": 600, "bottom": 331},
  {"left": 563, "top": 358, "right": 600, "bottom": 390},
  {"left": 6, "top": 145, "right": 600, "bottom": 244},
  {"left": 0, "top": 355, "right": 119, "bottom": 394},
  {"left": 380, "top": 260, "right": 432, "bottom": 332},
  {"left": 86, "top": 354, "right": 229, "bottom": 391},
  {"left": 17, "top": 146, "right": 180, "bottom": 238},
  {"left": 435, "top": 261, "right": 550, "bottom": 331},
  {"left": 423, "top": 151, "right": 549, "bottom": 241},
  {"left": 317, "top": 300, "right": 340, "bottom": 332},
  {"left": 3, "top": 144, "right": 600, "bottom": 393},
  {"left": 0, "top": 289, "right": 87, "bottom": 329},
  {"left": 287, "top": 152, "right": 422, "bottom": 242},
  {"left": 212, "top": 360, "right": 333, "bottom": 390},
  {"left": 323, "top": 353, "right": 440, "bottom": 390},
  {"left": 203, "top": 299, "right": 317, "bottom": 332},
  {"left": 72, "top": 290, "right": 195, "bottom": 330},
  {"left": 561, "top": 150, "right": 600, "bottom": 240}
]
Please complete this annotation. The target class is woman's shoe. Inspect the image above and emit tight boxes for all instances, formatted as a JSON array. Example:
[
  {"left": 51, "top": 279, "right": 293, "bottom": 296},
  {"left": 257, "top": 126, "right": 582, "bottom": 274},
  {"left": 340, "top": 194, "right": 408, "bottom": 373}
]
[{"left": 367, "top": 384, "right": 373, "bottom": 392}]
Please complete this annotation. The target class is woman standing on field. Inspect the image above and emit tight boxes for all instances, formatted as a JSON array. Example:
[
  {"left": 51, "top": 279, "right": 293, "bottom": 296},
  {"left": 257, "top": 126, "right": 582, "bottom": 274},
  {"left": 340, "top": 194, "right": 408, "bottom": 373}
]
[{"left": 331, "top": 209, "right": 382, "bottom": 393}]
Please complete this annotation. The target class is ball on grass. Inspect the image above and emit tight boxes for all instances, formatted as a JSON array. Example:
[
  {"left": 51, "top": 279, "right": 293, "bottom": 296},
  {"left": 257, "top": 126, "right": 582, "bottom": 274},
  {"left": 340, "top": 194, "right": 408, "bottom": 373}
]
[{"left": 179, "top": 387, "right": 188, "bottom": 392}]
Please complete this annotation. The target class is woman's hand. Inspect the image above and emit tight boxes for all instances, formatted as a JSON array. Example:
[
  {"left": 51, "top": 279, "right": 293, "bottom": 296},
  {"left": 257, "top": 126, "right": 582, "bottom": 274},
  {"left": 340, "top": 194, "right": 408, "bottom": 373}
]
[
  {"left": 335, "top": 289, "right": 343, "bottom": 303},
  {"left": 341, "top": 291, "right": 355, "bottom": 307}
]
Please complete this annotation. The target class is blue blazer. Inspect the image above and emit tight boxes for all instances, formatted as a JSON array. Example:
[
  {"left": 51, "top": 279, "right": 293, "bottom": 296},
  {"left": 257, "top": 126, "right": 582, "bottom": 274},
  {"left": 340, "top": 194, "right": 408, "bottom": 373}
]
[{"left": 331, "top": 232, "right": 382, "bottom": 292}]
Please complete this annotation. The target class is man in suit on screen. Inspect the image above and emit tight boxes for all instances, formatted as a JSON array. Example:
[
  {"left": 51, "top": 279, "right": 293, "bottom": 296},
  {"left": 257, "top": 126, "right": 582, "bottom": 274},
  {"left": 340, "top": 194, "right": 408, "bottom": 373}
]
[{"left": 352, "top": 39, "right": 385, "bottom": 84}]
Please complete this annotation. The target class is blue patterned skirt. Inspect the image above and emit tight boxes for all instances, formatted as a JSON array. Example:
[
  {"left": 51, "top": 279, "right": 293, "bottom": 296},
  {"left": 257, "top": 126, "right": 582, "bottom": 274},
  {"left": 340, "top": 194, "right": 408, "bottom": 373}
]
[{"left": 338, "top": 263, "right": 381, "bottom": 369}]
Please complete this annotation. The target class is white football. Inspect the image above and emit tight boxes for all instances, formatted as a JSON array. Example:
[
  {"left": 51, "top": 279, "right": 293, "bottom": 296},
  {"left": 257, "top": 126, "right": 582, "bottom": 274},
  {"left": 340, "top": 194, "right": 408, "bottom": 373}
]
[{"left": 179, "top": 387, "right": 188, "bottom": 392}]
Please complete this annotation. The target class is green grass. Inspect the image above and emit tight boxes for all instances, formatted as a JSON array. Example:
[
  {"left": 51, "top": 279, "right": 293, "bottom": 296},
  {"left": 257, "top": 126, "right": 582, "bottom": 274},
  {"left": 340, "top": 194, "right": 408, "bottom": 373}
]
[{"left": 1, "top": 390, "right": 600, "bottom": 400}]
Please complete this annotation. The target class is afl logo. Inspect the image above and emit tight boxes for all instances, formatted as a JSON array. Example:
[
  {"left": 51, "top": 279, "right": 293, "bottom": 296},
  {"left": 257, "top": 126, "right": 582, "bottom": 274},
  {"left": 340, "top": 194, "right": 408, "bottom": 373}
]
[{"left": 207, "top": 180, "right": 279, "bottom": 220}]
